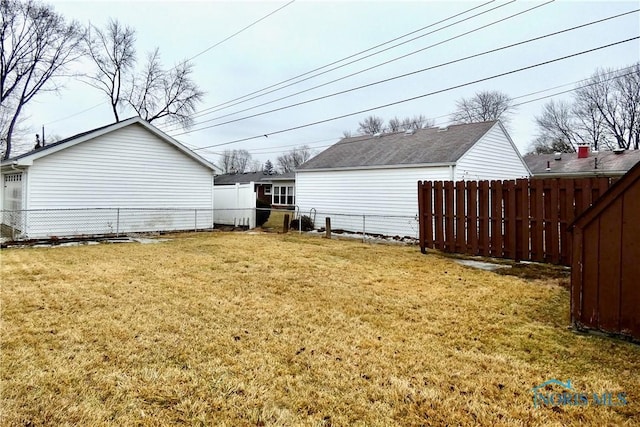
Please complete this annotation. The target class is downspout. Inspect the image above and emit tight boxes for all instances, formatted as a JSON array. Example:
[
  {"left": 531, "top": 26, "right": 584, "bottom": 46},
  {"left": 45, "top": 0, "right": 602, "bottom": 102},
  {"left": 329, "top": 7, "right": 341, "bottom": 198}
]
[
  {"left": 449, "top": 164, "right": 455, "bottom": 181},
  {"left": 211, "top": 172, "right": 215, "bottom": 228}
]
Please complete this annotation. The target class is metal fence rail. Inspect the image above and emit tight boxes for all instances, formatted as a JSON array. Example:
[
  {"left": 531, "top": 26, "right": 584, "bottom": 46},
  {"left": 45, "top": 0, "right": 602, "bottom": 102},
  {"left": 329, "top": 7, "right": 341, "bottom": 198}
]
[{"left": 1, "top": 207, "right": 418, "bottom": 242}]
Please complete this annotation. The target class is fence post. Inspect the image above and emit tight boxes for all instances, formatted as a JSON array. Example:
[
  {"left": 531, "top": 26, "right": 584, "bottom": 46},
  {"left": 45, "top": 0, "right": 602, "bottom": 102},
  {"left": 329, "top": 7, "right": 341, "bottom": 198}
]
[
  {"left": 283, "top": 214, "right": 290, "bottom": 233},
  {"left": 325, "top": 217, "right": 331, "bottom": 239},
  {"left": 194, "top": 209, "right": 198, "bottom": 232},
  {"left": 116, "top": 208, "right": 120, "bottom": 237}
]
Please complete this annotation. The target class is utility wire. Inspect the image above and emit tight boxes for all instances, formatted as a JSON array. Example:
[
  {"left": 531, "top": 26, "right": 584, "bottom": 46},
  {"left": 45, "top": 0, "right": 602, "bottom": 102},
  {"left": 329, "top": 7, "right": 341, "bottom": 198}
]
[
  {"left": 165, "top": 0, "right": 561, "bottom": 133},
  {"left": 41, "top": 1, "right": 296, "bottom": 127},
  {"left": 43, "top": 102, "right": 104, "bottom": 125},
  {"left": 164, "top": 0, "right": 510, "bottom": 125},
  {"left": 190, "top": 37, "right": 639, "bottom": 150},
  {"left": 184, "top": 0, "right": 296, "bottom": 63},
  {"left": 174, "top": 9, "right": 637, "bottom": 135},
  {"left": 196, "top": 66, "right": 639, "bottom": 157}
]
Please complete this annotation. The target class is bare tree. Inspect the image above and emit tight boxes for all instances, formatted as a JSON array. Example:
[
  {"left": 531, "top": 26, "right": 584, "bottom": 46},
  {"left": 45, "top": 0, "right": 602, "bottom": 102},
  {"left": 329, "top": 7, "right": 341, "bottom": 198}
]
[
  {"left": 277, "top": 145, "right": 314, "bottom": 173},
  {"left": 532, "top": 63, "right": 640, "bottom": 153},
  {"left": 218, "top": 149, "right": 236, "bottom": 173},
  {"left": 341, "top": 130, "right": 352, "bottom": 138},
  {"left": 387, "top": 116, "right": 402, "bottom": 132},
  {"left": 83, "top": 19, "right": 136, "bottom": 122},
  {"left": 580, "top": 63, "right": 640, "bottom": 150},
  {"left": 357, "top": 115, "right": 384, "bottom": 135},
  {"left": 401, "top": 114, "right": 434, "bottom": 130},
  {"left": 217, "top": 148, "right": 252, "bottom": 173},
  {"left": 127, "top": 49, "right": 204, "bottom": 129},
  {"left": 233, "top": 149, "right": 251, "bottom": 173},
  {"left": 1, "top": 0, "right": 84, "bottom": 159},
  {"left": 452, "top": 90, "right": 514, "bottom": 125},
  {"left": 533, "top": 100, "right": 579, "bottom": 153}
]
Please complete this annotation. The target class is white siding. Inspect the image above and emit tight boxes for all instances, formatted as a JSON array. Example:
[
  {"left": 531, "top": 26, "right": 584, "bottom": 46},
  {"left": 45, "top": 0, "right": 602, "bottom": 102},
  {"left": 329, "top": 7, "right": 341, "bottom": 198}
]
[
  {"left": 23, "top": 123, "right": 214, "bottom": 237},
  {"left": 296, "top": 166, "right": 451, "bottom": 238},
  {"left": 454, "top": 123, "right": 530, "bottom": 181}
]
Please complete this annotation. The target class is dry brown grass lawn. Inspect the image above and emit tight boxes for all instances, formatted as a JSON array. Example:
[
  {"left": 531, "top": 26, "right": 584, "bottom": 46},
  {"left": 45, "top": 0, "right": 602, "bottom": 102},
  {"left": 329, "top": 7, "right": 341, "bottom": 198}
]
[{"left": 1, "top": 232, "right": 638, "bottom": 426}]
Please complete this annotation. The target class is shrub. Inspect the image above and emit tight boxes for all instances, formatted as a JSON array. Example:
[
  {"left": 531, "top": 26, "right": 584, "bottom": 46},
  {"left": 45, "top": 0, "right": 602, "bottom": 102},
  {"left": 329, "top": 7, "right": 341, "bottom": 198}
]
[
  {"left": 256, "top": 199, "right": 271, "bottom": 226},
  {"left": 290, "top": 215, "right": 314, "bottom": 231}
]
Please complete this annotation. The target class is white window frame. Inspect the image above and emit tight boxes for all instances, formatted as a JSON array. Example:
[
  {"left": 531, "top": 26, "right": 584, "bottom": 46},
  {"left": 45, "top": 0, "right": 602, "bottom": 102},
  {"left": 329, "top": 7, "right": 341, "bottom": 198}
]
[
  {"left": 264, "top": 184, "right": 272, "bottom": 195},
  {"left": 272, "top": 185, "right": 295, "bottom": 205}
]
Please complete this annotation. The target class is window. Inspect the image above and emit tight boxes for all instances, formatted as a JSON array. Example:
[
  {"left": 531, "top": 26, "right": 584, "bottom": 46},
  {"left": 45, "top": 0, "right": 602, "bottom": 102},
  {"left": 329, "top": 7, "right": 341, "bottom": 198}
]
[
  {"left": 273, "top": 185, "right": 295, "bottom": 205},
  {"left": 264, "top": 185, "right": 272, "bottom": 195}
]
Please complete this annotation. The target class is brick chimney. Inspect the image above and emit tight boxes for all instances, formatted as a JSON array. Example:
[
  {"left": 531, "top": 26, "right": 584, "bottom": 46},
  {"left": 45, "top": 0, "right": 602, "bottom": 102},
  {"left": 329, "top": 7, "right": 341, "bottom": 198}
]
[{"left": 577, "top": 144, "right": 589, "bottom": 159}]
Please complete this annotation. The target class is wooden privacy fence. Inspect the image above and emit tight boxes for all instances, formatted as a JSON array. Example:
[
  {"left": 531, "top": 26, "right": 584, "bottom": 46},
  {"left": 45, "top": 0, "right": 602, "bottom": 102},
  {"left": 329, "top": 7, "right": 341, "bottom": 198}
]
[{"left": 418, "top": 177, "right": 613, "bottom": 265}]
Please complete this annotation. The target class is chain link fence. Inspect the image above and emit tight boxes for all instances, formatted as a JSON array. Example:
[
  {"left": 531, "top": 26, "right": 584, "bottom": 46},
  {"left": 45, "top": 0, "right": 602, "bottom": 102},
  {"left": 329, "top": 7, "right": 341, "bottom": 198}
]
[{"left": 1, "top": 207, "right": 418, "bottom": 243}]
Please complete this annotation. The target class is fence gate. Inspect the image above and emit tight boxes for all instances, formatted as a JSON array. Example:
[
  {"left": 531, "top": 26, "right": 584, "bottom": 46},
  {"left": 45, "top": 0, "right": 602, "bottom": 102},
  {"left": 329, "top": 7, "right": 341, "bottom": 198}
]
[
  {"left": 2, "top": 173, "right": 23, "bottom": 232},
  {"left": 418, "top": 177, "right": 613, "bottom": 265}
]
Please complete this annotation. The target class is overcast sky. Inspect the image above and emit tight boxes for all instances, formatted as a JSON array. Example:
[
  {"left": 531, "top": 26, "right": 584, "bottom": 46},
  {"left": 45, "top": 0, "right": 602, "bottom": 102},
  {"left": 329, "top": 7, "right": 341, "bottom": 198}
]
[{"left": 19, "top": 0, "right": 640, "bottom": 165}]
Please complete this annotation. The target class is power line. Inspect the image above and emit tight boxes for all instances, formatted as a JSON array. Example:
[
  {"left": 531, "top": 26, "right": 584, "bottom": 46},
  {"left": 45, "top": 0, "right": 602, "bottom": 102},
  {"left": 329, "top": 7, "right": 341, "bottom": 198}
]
[
  {"left": 184, "top": 0, "right": 297, "bottom": 64},
  {"left": 43, "top": 102, "right": 104, "bottom": 125},
  {"left": 202, "top": 66, "right": 639, "bottom": 158},
  {"left": 174, "top": 9, "right": 637, "bottom": 136},
  {"left": 41, "top": 1, "right": 296, "bottom": 127},
  {"left": 190, "top": 37, "right": 639, "bottom": 151},
  {"left": 166, "top": 0, "right": 560, "bottom": 133},
  {"left": 163, "top": 0, "right": 510, "bottom": 126}
]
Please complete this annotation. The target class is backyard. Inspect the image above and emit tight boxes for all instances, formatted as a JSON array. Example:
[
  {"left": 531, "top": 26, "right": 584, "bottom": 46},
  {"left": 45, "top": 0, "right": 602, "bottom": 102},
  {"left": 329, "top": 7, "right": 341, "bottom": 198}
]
[{"left": 1, "top": 232, "right": 638, "bottom": 426}]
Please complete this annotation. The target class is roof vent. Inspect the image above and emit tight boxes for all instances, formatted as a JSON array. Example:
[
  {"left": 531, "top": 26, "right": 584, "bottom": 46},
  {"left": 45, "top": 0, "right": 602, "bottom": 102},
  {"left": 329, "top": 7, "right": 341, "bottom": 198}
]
[
  {"left": 404, "top": 128, "right": 416, "bottom": 135},
  {"left": 437, "top": 126, "right": 449, "bottom": 132},
  {"left": 373, "top": 132, "right": 383, "bottom": 138},
  {"left": 613, "top": 148, "right": 625, "bottom": 155},
  {"left": 554, "top": 152, "right": 562, "bottom": 161}
]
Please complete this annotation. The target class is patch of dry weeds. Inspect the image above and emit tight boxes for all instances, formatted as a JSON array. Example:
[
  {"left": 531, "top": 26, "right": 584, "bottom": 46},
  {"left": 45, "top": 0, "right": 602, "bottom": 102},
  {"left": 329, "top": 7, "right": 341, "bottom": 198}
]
[{"left": 1, "top": 232, "right": 638, "bottom": 426}]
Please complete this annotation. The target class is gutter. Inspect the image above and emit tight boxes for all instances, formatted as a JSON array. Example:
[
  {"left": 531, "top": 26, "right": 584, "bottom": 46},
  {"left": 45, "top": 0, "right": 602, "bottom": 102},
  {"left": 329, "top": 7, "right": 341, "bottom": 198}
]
[{"left": 298, "top": 162, "right": 457, "bottom": 173}]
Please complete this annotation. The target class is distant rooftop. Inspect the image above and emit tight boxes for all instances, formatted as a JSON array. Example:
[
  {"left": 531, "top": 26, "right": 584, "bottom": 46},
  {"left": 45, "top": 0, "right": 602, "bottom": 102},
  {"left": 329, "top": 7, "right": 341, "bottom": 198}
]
[
  {"left": 524, "top": 150, "right": 640, "bottom": 177},
  {"left": 214, "top": 171, "right": 294, "bottom": 185}
]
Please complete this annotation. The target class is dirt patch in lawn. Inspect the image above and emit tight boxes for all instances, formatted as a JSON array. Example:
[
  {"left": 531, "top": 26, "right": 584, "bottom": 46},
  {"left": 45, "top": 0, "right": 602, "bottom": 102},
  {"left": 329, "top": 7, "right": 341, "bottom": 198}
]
[{"left": 1, "top": 232, "right": 638, "bottom": 426}]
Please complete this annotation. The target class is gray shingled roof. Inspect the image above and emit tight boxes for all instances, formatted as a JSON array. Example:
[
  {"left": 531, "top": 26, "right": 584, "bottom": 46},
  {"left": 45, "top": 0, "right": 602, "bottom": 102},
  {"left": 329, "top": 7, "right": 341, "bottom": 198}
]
[
  {"left": 214, "top": 171, "right": 294, "bottom": 185},
  {"left": 297, "top": 121, "right": 498, "bottom": 170},
  {"left": 524, "top": 150, "right": 640, "bottom": 176}
]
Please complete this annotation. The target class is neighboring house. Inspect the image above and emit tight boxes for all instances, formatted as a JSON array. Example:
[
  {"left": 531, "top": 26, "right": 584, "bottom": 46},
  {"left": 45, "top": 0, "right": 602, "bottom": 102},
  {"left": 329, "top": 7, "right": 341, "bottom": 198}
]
[
  {"left": 1, "top": 117, "right": 217, "bottom": 239},
  {"left": 296, "top": 120, "right": 530, "bottom": 237},
  {"left": 524, "top": 147, "right": 640, "bottom": 178},
  {"left": 214, "top": 171, "right": 296, "bottom": 208}
]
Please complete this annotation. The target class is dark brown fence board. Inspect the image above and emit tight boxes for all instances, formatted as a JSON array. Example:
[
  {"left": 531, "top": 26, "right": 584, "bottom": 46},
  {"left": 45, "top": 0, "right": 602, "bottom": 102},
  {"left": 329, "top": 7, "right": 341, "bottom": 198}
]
[
  {"left": 505, "top": 180, "right": 517, "bottom": 260},
  {"left": 580, "top": 220, "right": 601, "bottom": 327},
  {"left": 561, "top": 179, "right": 575, "bottom": 265},
  {"left": 424, "top": 181, "right": 433, "bottom": 248},
  {"left": 517, "top": 179, "right": 529, "bottom": 261},
  {"left": 490, "top": 180, "right": 502, "bottom": 258},
  {"left": 444, "top": 181, "right": 455, "bottom": 252},
  {"left": 581, "top": 178, "right": 592, "bottom": 211},
  {"left": 620, "top": 184, "right": 640, "bottom": 335},
  {"left": 550, "top": 179, "right": 561, "bottom": 264},
  {"left": 479, "top": 181, "right": 490, "bottom": 257},
  {"left": 570, "top": 227, "right": 583, "bottom": 323},
  {"left": 418, "top": 181, "right": 425, "bottom": 252},
  {"left": 434, "top": 181, "right": 444, "bottom": 251},
  {"left": 531, "top": 179, "right": 544, "bottom": 262},
  {"left": 597, "top": 199, "right": 623, "bottom": 332},
  {"left": 455, "top": 181, "right": 466, "bottom": 253},
  {"left": 467, "top": 181, "right": 479, "bottom": 255},
  {"left": 418, "top": 176, "right": 613, "bottom": 266}
]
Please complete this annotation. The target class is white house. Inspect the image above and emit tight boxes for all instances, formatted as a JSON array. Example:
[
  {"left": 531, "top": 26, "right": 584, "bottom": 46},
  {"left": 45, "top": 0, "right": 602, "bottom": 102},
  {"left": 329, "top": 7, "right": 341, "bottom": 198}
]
[
  {"left": 295, "top": 120, "right": 531, "bottom": 238},
  {"left": 1, "top": 117, "right": 218, "bottom": 239}
]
